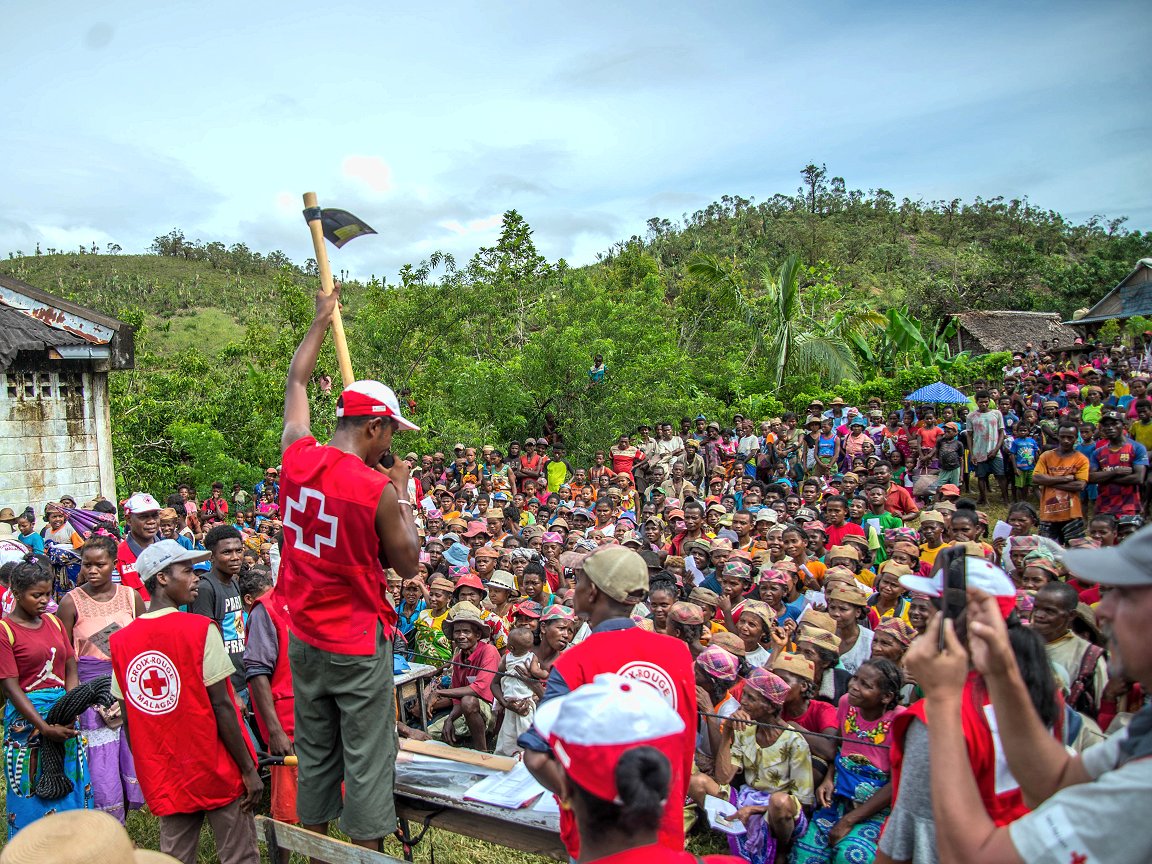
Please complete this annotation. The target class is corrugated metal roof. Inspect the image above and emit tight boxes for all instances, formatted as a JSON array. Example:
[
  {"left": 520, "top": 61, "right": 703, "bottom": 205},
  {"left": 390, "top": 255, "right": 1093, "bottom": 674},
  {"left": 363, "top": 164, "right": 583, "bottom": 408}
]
[
  {"left": 1070, "top": 259, "right": 1152, "bottom": 325},
  {"left": 0, "top": 305, "right": 89, "bottom": 369}
]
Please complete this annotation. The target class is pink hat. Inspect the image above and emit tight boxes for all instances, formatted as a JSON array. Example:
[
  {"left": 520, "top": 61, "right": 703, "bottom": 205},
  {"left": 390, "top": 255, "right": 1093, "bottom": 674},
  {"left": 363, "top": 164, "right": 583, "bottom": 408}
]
[
  {"left": 542, "top": 531, "right": 563, "bottom": 544},
  {"left": 540, "top": 605, "right": 576, "bottom": 624},
  {"left": 759, "top": 568, "right": 791, "bottom": 586},
  {"left": 533, "top": 674, "right": 685, "bottom": 804},
  {"left": 336, "top": 380, "right": 419, "bottom": 430},
  {"left": 743, "top": 668, "right": 790, "bottom": 706},
  {"left": 123, "top": 492, "right": 162, "bottom": 515},
  {"left": 695, "top": 646, "right": 740, "bottom": 682}
]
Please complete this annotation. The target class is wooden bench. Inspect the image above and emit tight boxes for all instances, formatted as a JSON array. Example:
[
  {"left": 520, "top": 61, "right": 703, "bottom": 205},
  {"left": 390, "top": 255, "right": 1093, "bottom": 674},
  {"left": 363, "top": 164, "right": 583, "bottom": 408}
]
[{"left": 258, "top": 817, "right": 407, "bottom": 864}]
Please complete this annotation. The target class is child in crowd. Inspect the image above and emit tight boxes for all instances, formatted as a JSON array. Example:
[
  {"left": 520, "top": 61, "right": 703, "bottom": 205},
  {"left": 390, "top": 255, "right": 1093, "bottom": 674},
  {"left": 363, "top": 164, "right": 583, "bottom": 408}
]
[
  {"left": 1009, "top": 422, "right": 1040, "bottom": 502},
  {"left": 492, "top": 626, "right": 543, "bottom": 756}
]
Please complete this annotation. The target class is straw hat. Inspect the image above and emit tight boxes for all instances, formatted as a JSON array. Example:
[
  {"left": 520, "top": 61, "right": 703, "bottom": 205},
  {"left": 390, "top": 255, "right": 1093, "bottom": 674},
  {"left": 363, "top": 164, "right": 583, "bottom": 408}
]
[
  {"left": 0, "top": 809, "right": 180, "bottom": 863},
  {"left": 441, "top": 601, "right": 488, "bottom": 638}
]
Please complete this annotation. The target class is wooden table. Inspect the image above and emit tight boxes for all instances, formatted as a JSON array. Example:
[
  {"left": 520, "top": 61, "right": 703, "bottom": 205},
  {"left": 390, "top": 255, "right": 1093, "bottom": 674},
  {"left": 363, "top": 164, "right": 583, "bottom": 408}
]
[
  {"left": 394, "top": 661, "right": 438, "bottom": 731},
  {"left": 393, "top": 756, "right": 564, "bottom": 861}
]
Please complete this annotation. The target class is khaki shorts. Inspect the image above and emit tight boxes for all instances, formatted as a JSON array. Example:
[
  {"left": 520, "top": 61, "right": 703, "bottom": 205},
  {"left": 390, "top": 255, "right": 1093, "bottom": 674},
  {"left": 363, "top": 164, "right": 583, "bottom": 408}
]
[
  {"left": 427, "top": 697, "right": 494, "bottom": 739},
  {"left": 288, "top": 626, "right": 397, "bottom": 840}
]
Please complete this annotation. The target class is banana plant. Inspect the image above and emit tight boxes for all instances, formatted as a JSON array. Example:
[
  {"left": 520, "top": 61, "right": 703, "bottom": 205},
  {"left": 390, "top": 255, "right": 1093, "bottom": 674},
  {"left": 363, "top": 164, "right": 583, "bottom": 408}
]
[{"left": 851, "top": 307, "right": 967, "bottom": 372}]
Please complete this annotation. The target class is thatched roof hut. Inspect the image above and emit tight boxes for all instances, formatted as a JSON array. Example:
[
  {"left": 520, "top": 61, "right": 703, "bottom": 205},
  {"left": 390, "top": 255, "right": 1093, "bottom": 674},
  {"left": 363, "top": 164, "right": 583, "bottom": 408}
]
[{"left": 950, "top": 311, "right": 1078, "bottom": 356}]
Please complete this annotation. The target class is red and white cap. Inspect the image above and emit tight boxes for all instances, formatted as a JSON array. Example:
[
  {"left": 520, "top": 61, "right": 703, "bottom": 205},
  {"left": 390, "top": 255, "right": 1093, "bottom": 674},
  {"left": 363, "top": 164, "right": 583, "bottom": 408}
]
[
  {"left": 336, "top": 381, "right": 419, "bottom": 431},
  {"left": 533, "top": 673, "right": 685, "bottom": 804},
  {"left": 899, "top": 556, "right": 1018, "bottom": 617},
  {"left": 123, "top": 492, "right": 162, "bottom": 514}
]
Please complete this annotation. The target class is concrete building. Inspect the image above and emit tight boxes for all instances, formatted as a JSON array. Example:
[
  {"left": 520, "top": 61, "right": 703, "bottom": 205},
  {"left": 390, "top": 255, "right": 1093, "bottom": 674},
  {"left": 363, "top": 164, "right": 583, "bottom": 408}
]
[{"left": 0, "top": 274, "right": 134, "bottom": 510}]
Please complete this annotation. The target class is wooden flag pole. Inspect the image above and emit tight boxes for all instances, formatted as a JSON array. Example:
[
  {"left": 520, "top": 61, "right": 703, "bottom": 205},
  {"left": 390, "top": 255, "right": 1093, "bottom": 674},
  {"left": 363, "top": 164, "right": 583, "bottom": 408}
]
[{"left": 302, "top": 191, "right": 356, "bottom": 387}]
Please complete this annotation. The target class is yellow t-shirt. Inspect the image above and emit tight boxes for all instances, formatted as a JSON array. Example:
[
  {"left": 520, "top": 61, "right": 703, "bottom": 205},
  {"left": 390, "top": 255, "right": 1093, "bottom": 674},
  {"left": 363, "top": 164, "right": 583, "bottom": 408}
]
[{"left": 919, "top": 542, "right": 950, "bottom": 567}]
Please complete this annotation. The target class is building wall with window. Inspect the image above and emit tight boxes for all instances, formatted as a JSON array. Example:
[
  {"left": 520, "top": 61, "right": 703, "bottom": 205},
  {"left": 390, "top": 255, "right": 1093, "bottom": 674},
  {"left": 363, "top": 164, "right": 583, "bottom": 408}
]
[
  {"left": 0, "top": 274, "right": 133, "bottom": 514},
  {"left": 0, "top": 367, "right": 116, "bottom": 509}
]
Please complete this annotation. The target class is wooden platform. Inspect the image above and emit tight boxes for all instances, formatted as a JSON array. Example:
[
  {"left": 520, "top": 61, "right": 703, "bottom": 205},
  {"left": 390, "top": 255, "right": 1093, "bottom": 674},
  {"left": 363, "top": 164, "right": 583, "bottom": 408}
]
[{"left": 394, "top": 756, "right": 564, "bottom": 861}]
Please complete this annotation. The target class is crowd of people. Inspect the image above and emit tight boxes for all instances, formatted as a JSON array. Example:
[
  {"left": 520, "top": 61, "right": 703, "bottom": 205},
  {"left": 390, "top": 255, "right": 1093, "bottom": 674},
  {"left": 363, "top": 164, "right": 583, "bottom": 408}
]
[{"left": 0, "top": 292, "right": 1149, "bottom": 864}]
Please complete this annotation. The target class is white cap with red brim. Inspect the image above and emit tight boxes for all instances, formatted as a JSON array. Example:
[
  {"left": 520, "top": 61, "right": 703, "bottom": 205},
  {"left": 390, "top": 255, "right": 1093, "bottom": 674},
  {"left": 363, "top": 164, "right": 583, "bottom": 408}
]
[
  {"left": 533, "top": 673, "right": 685, "bottom": 804},
  {"left": 124, "top": 493, "right": 162, "bottom": 514},
  {"left": 899, "top": 556, "right": 1018, "bottom": 617},
  {"left": 336, "top": 381, "right": 419, "bottom": 431}
]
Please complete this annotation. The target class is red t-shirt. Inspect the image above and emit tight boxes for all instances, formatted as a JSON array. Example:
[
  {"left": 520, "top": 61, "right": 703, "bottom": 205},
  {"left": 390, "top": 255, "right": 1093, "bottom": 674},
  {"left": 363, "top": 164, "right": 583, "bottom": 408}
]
[
  {"left": 0, "top": 614, "right": 73, "bottom": 691},
  {"left": 916, "top": 426, "right": 944, "bottom": 451},
  {"left": 789, "top": 697, "right": 837, "bottom": 734},
  {"left": 449, "top": 640, "right": 501, "bottom": 702},
  {"left": 824, "top": 522, "right": 865, "bottom": 547}
]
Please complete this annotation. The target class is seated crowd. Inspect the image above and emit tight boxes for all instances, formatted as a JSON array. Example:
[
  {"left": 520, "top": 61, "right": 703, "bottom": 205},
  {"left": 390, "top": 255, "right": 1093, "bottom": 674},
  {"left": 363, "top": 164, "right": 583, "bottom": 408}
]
[{"left": 1, "top": 361, "right": 1148, "bottom": 863}]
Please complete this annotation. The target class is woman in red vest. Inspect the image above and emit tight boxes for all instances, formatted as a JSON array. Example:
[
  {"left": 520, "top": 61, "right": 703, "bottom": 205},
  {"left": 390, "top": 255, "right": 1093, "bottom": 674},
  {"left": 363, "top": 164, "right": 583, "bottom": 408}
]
[
  {"left": 110, "top": 539, "right": 262, "bottom": 864},
  {"left": 535, "top": 674, "right": 743, "bottom": 864},
  {"left": 521, "top": 546, "right": 698, "bottom": 860}
]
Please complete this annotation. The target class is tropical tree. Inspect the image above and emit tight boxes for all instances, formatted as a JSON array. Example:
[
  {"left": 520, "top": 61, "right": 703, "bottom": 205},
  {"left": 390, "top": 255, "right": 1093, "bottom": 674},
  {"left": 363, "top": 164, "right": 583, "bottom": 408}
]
[
  {"left": 848, "top": 306, "right": 968, "bottom": 374},
  {"left": 687, "top": 253, "right": 880, "bottom": 390}
]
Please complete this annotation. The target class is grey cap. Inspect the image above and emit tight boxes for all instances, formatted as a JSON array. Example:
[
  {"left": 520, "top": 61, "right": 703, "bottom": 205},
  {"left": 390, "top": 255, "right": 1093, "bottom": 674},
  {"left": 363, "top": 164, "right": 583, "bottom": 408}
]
[
  {"left": 135, "top": 539, "right": 211, "bottom": 583},
  {"left": 1063, "top": 525, "right": 1152, "bottom": 587}
]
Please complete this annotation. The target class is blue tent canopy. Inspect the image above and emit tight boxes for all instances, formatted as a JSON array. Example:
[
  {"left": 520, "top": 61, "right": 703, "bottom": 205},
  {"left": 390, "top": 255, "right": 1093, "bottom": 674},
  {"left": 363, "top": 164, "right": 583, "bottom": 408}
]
[{"left": 905, "top": 381, "right": 969, "bottom": 404}]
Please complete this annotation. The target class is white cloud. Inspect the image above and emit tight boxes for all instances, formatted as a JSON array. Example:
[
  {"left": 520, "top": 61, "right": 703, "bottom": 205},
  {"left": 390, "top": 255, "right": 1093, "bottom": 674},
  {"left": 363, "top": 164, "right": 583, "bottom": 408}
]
[{"left": 341, "top": 156, "right": 394, "bottom": 194}]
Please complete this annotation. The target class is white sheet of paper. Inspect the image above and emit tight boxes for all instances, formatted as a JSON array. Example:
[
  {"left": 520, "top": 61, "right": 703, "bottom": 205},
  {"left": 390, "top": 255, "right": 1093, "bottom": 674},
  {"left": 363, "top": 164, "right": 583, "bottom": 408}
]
[
  {"left": 704, "top": 794, "right": 746, "bottom": 835},
  {"left": 463, "top": 761, "right": 547, "bottom": 809},
  {"left": 532, "top": 791, "right": 560, "bottom": 813},
  {"left": 993, "top": 520, "right": 1013, "bottom": 542}
]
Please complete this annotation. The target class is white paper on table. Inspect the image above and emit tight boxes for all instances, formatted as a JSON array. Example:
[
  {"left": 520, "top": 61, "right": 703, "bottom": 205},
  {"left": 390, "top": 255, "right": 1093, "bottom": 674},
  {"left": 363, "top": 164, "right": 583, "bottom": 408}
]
[
  {"left": 532, "top": 791, "right": 560, "bottom": 813},
  {"left": 463, "top": 761, "right": 548, "bottom": 809},
  {"left": 992, "top": 520, "right": 1013, "bottom": 542},
  {"left": 704, "top": 794, "right": 746, "bottom": 835}
]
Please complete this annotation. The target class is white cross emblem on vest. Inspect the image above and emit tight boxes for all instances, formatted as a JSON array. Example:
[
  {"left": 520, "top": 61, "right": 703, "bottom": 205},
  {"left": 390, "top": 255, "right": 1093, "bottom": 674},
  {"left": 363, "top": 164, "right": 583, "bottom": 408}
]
[{"left": 283, "top": 487, "right": 339, "bottom": 557}]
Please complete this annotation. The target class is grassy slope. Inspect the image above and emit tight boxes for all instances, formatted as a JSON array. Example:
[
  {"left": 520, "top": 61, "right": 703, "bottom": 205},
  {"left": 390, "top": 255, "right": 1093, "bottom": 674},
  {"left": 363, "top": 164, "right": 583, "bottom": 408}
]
[{"left": 0, "top": 253, "right": 289, "bottom": 358}]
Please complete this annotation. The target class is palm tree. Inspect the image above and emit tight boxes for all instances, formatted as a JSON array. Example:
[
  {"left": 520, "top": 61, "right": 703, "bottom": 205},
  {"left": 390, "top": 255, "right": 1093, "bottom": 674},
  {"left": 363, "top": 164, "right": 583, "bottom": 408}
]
[{"left": 688, "top": 253, "right": 879, "bottom": 390}]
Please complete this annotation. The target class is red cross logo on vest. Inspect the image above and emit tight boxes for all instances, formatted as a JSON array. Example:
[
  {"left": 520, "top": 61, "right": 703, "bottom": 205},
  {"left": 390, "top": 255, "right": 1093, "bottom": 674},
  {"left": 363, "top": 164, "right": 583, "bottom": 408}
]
[
  {"left": 283, "top": 486, "right": 339, "bottom": 557},
  {"left": 125, "top": 650, "right": 181, "bottom": 715}
]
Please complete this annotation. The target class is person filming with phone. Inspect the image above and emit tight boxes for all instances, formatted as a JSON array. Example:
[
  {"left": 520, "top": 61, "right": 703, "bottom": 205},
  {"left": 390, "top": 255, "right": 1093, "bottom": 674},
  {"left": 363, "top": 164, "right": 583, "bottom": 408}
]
[
  {"left": 897, "top": 531, "right": 1152, "bottom": 864},
  {"left": 877, "top": 544, "right": 1060, "bottom": 862},
  {"left": 278, "top": 283, "right": 420, "bottom": 853}
]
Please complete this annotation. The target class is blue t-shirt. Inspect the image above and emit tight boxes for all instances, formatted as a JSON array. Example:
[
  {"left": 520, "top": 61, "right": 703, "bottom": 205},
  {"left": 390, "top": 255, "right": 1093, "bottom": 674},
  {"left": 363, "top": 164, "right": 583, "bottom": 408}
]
[
  {"left": 17, "top": 532, "right": 45, "bottom": 554},
  {"left": 1010, "top": 436, "right": 1040, "bottom": 471}
]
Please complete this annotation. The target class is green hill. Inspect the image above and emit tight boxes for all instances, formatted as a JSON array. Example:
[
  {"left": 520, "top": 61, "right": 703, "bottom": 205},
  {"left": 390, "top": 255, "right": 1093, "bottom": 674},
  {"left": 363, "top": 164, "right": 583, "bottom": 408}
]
[
  {"left": 0, "top": 251, "right": 312, "bottom": 357},
  {"left": 3, "top": 167, "right": 1151, "bottom": 496}
]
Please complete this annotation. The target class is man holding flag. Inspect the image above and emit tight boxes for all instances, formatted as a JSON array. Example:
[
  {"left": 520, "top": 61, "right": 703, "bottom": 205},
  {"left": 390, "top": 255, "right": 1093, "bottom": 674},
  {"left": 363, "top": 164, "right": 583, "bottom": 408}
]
[{"left": 278, "top": 284, "right": 420, "bottom": 852}]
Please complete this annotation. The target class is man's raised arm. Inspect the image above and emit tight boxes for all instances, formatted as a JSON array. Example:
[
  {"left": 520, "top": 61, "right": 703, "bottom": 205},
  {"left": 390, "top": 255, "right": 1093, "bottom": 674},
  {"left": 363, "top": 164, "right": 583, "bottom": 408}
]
[{"left": 283, "top": 286, "right": 341, "bottom": 453}]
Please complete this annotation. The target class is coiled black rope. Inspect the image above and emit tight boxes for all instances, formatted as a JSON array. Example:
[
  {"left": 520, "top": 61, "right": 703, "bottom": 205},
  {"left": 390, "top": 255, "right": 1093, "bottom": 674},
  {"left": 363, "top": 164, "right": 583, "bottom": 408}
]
[{"left": 35, "top": 676, "right": 115, "bottom": 799}]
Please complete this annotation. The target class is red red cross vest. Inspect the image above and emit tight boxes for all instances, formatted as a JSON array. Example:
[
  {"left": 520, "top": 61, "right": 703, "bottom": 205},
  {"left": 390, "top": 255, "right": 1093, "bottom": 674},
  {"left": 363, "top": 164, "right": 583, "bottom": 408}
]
[
  {"left": 110, "top": 612, "right": 250, "bottom": 815},
  {"left": 278, "top": 436, "right": 396, "bottom": 655},
  {"left": 115, "top": 539, "right": 148, "bottom": 601},
  {"left": 248, "top": 591, "right": 294, "bottom": 740},
  {"left": 552, "top": 627, "right": 697, "bottom": 858},
  {"left": 889, "top": 671, "right": 1047, "bottom": 828}
]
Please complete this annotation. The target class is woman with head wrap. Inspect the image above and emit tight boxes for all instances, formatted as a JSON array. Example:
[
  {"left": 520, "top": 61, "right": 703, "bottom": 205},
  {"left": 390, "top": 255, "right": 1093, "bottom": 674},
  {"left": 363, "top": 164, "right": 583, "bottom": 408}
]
[
  {"left": 667, "top": 601, "right": 708, "bottom": 658},
  {"left": 690, "top": 667, "right": 814, "bottom": 864},
  {"left": 533, "top": 675, "right": 742, "bottom": 864},
  {"left": 693, "top": 645, "right": 742, "bottom": 775},
  {"left": 871, "top": 617, "right": 920, "bottom": 705}
]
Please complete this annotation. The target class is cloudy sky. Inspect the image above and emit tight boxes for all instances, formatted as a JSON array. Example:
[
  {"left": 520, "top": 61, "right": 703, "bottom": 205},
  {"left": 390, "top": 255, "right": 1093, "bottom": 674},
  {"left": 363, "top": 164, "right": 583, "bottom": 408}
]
[{"left": 4, "top": 1, "right": 1149, "bottom": 281}]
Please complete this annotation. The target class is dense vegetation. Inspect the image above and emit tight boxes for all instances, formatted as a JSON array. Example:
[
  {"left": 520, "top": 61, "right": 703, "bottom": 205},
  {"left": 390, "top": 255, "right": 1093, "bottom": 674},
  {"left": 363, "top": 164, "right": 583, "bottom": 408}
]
[{"left": 2, "top": 166, "right": 1149, "bottom": 496}]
